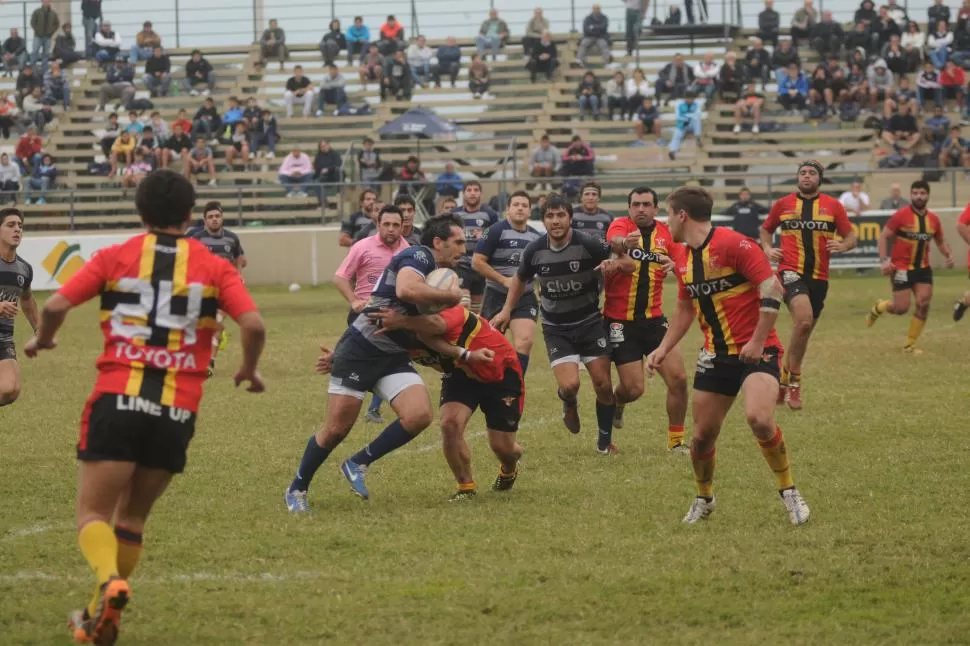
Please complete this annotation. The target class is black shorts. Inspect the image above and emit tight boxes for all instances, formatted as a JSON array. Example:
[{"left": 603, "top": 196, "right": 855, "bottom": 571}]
[
  {"left": 78, "top": 393, "right": 197, "bottom": 473},
  {"left": 346, "top": 310, "right": 358, "bottom": 327},
  {"left": 607, "top": 317, "right": 668, "bottom": 366},
  {"left": 780, "top": 270, "right": 829, "bottom": 319},
  {"left": 440, "top": 367, "right": 524, "bottom": 432},
  {"left": 892, "top": 267, "right": 933, "bottom": 291},
  {"left": 456, "top": 265, "right": 486, "bottom": 297},
  {"left": 640, "top": 118, "right": 655, "bottom": 130},
  {"left": 480, "top": 287, "right": 538, "bottom": 322},
  {"left": 692, "top": 346, "right": 782, "bottom": 398},
  {"left": 0, "top": 340, "right": 15, "bottom": 361},
  {"left": 543, "top": 316, "right": 610, "bottom": 366},
  {"left": 328, "top": 329, "right": 420, "bottom": 399}
]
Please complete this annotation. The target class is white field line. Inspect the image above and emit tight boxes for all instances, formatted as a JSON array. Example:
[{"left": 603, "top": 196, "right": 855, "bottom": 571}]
[{"left": 3, "top": 523, "right": 69, "bottom": 542}]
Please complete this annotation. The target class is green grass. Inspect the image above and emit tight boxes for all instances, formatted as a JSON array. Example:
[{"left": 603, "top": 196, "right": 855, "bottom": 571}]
[{"left": 3, "top": 273, "right": 970, "bottom": 645}]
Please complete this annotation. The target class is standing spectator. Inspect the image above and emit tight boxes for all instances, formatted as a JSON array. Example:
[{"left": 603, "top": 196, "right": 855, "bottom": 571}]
[
  {"left": 917, "top": 61, "right": 944, "bottom": 108},
  {"left": 668, "top": 92, "right": 702, "bottom": 160},
  {"left": 578, "top": 4, "right": 611, "bottom": 67},
  {"left": 527, "top": 31, "right": 558, "bottom": 82},
  {"left": 378, "top": 15, "right": 405, "bottom": 56},
  {"left": 873, "top": 6, "right": 901, "bottom": 51},
  {"left": 80, "top": 0, "right": 101, "bottom": 57},
  {"left": 22, "top": 87, "right": 52, "bottom": 133},
  {"left": 724, "top": 188, "right": 768, "bottom": 239},
  {"left": 192, "top": 96, "right": 222, "bottom": 142},
  {"left": 320, "top": 19, "right": 346, "bottom": 66},
  {"left": 476, "top": 9, "right": 509, "bottom": 60},
  {"left": 927, "top": 20, "right": 953, "bottom": 69},
  {"left": 109, "top": 130, "right": 135, "bottom": 175},
  {"left": 772, "top": 39, "right": 800, "bottom": 86},
  {"left": 98, "top": 112, "right": 120, "bottom": 158},
  {"left": 184, "top": 49, "right": 215, "bottom": 96},
  {"left": 855, "top": 0, "right": 877, "bottom": 25},
  {"left": 23, "top": 153, "right": 55, "bottom": 204},
  {"left": 666, "top": 6, "right": 683, "bottom": 25},
  {"left": 2, "top": 29, "right": 26, "bottom": 76},
  {"left": 625, "top": 67, "right": 650, "bottom": 119},
  {"left": 143, "top": 47, "right": 172, "bottom": 98},
  {"left": 43, "top": 60, "right": 70, "bottom": 110},
  {"left": 633, "top": 96, "right": 661, "bottom": 142},
  {"left": 624, "top": 0, "right": 646, "bottom": 55},
  {"left": 0, "top": 92, "right": 17, "bottom": 140},
  {"left": 407, "top": 35, "right": 434, "bottom": 88},
  {"left": 791, "top": 0, "right": 817, "bottom": 42},
  {"left": 54, "top": 23, "right": 82, "bottom": 67},
  {"left": 435, "top": 161, "right": 463, "bottom": 198},
  {"left": 260, "top": 19, "right": 287, "bottom": 69},
  {"left": 744, "top": 38, "right": 771, "bottom": 88},
  {"left": 250, "top": 109, "right": 278, "bottom": 158},
  {"left": 346, "top": 17, "right": 370, "bottom": 65},
  {"left": 129, "top": 21, "right": 160, "bottom": 65},
  {"left": 279, "top": 146, "right": 313, "bottom": 197},
  {"left": 779, "top": 63, "right": 809, "bottom": 112},
  {"left": 839, "top": 180, "right": 870, "bottom": 217},
  {"left": 397, "top": 157, "right": 432, "bottom": 212},
  {"left": 15, "top": 126, "right": 44, "bottom": 176},
  {"left": 30, "top": 0, "right": 59, "bottom": 70},
  {"left": 161, "top": 121, "right": 192, "bottom": 169},
  {"left": 184, "top": 137, "right": 217, "bottom": 185},
  {"left": 560, "top": 134, "right": 595, "bottom": 180},
  {"left": 881, "top": 35, "right": 909, "bottom": 77},
  {"left": 942, "top": 60, "right": 966, "bottom": 113},
  {"left": 693, "top": 52, "right": 720, "bottom": 100},
  {"left": 93, "top": 21, "right": 123, "bottom": 65},
  {"left": 0, "top": 153, "right": 21, "bottom": 203},
  {"left": 529, "top": 134, "right": 560, "bottom": 190},
  {"left": 929, "top": 0, "right": 951, "bottom": 26},
  {"left": 880, "top": 183, "right": 909, "bottom": 210},
  {"left": 733, "top": 82, "right": 764, "bottom": 133},
  {"left": 434, "top": 37, "right": 462, "bottom": 88},
  {"left": 357, "top": 137, "right": 383, "bottom": 187},
  {"left": 283, "top": 65, "right": 314, "bottom": 118},
  {"left": 685, "top": 0, "right": 709, "bottom": 24},
  {"left": 524, "top": 8, "right": 550, "bottom": 58},
  {"left": 606, "top": 70, "right": 627, "bottom": 120},
  {"left": 15, "top": 65, "right": 41, "bottom": 109},
  {"left": 577, "top": 70, "right": 603, "bottom": 120},
  {"left": 317, "top": 65, "right": 347, "bottom": 115},
  {"left": 382, "top": 50, "right": 413, "bottom": 101},
  {"left": 657, "top": 54, "right": 694, "bottom": 105},
  {"left": 811, "top": 11, "right": 844, "bottom": 58},
  {"left": 225, "top": 122, "right": 250, "bottom": 168},
  {"left": 758, "top": 0, "right": 781, "bottom": 46},
  {"left": 358, "top": 43, "right": 384, "bottom": 91},
  {"left": 468, "top": 54, "right": 489, "bottom": 99}
]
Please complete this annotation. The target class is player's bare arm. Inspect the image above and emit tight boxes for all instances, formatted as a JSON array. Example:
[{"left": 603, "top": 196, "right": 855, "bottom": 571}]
[
  {"left": 0, "top": 300, "right": 17, "bottom": 318},
  {"left": 396, "top": 268, "right": 462, "bottom": 306},
  {"left": 236, "top": 255, "right": 248, "bottom": 270},
  {"left": 595, "top": 257, "right": 623, "bottom": 275},
  {"left": 759, "top": 227, "right": 783, "bottom": 263},
  {"left": 24, "top": 293, "right": 72, "bottom": 356},
  {"left": 471, "top": 252, "right": 510, "bottom": 288},
  {"left": 609, "top": 230, "right": 640, "bottom": 255},
  {"left": 416, "top": 333, "right": 495, "bottom": 365},
  {"left": 878, "top": 226, "right": 895, "bottom": 275},
  {"left": 315, "top": 344, "right": 334, "bottom": 375},
  {"left": 233, "top": 310, "right": 266, "bottom": 392},
  {"left": 936, "top": 238, "right": 955, "bottom": 268},
  {"left": 369, "top": 308, "right": 448, "bottom": 336},
  {"left": 19, "top": 290, "right": 39, "bottom": 332},
  {"left": 492, "top": 275, "right": 526, "bottom": 332},
  {"left": 827, "top": 229, "right": 858, "bottom": 253},
  {"left": 334, "top": 275, "right": 367, "bottom": 312},
  {"left": 740, "top": 277, "right": 783, "bottom": 363},
  {"left": 647, "top": 298, "right": 694, "bottom": 374}
]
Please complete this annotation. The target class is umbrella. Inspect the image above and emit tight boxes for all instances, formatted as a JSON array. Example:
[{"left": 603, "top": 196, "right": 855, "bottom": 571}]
[{"left": 377, "top": 107, "right": 464, "bottom": 162}]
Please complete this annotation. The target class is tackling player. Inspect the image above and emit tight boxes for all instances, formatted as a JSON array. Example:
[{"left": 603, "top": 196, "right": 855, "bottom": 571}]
[
  {"left": 452, "top": 180, "right": 500, "bottom": 312},
  {"left": 492, "top": 194, "right": 629, "bottom": 455},
  {"left": 866, "top": 180, "right": 954, "bottom": 352},
  {"left": 572, "top": 181, "right": 614, "bottom": 241},
  {"left": 472, "top": 190, "right": 542, "bottom": 374},
  {"left": 284, "top": 215, "right": 466, "bottom": 510},
  {"left": 187, "top": 201, "right": 247, "bottom": 377},
  {"left": 648, "top": 186, "right": 810, "bottom": 526},
  {"left": 0, "top": 208, "right": 39, "bottom": 406},
  {"left": 605, "top": 187, "right": 689, "bottom": 453},
  {"left": 761, "top": 160, "right": 856, "bottom": 409},
  {"left": 951, "top": 201, "right": 970, "bottom": 321},
  {"left": 23, "top": 170, "right": 266, "bottom": 644}
]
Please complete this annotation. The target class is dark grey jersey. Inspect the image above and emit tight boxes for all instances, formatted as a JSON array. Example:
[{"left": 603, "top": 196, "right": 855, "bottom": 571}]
[
  {"left": 474, "top": 219, "right": 542, "bottom": 293},
  {"left": 571, "top": 207, "right": 614, "bottom": 241},
  {"left": 187, "top": 227, "right": 244, "bottom": 264},
  {"left": 0, "top": 254, "right": 32, "bottom": 342}
]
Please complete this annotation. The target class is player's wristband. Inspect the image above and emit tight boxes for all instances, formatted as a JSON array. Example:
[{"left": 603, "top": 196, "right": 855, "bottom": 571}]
[{"left": 459, "top": 348, "right": 470, "bottom": 362}]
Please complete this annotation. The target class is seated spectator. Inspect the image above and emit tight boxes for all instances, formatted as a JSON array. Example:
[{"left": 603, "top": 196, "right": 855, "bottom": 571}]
[
  {"left": 0, "top": 92, "right": 18, "bottom": 139},
  {"left": 951, "top": 17, "right": 970, "bottom": 68},
  {"left": 778, "top": 63, "right": 809, "bottom": 112},
  {"left": 577, "top": 71, "right": 603, "bottom": 120},
  {"left": 136, "top": 124, "right": 159, "bottom": 163},
  {"left": 109, "top": 130, "right": 135, "bottom": 175},
  {"left": 15, "top": 65, "right": 41, "bottom": 109},
  {"left": 724, "top": 188, "right": 768, "bottom": 239},
  {"left": 880, "top": 183, "right": 909, "bottom": 209},
  {"left": 260, "top": 19, "right": 287, "bottom": 69},
  {"left": 147, "top": 111, "right": 170, "bottom": 144},
  {"left": 378, "top": 15, "right": 405, "bottom": 56},
  {"left": 917, "top": 61, "right": 944, "bottom": 108},
  {"left": 358, "top": 137, "right": 383, "bottom": 186},
  {"left": 407, "top": 35, "right": 434, "bottom": 88},
  {"left": 657, "top": 53, "right": 694, "bottom": 105},
  {"left": 320, "top": 19, "right": 346, "bottom": 66},
  {"left": 435, "top": 161, "right": 463, "bottom": 198},
  {"left": 2, "top": 28, "right": 26, "bottom": 76},
  {"left": 279, "top": 146, "right": 312, "bottom": 197},
  {"left": 53, "top": 23, "right": 82, "bottom": 66},
  {"left": 855, "top": 0, "right": 878, "bottom": 28},
  {"left": 719, "top": 51, "right": 742, "bottom": 99},
  {"left": 524, "top": 8, "right": 549, "bottom": 57},
  {"left": 476, "top": 9, "right": 509, "bottom": 60},
  {"left": 808, "top": 66, "right": 835, "bottom": 115},
  {"left": 243, "top": 97, "right": 261, "bottom": 129},
  {"left": 848, "top": 63, "right": 871, "bottom": 109},
  {"left": 439, "top": 195, "right": 459, "bottom": 214},
  {"left": 941, "top": 60, "right": 966, "bottom": 113},
  {"left": 383, "top": 50, "right": 413, "bottom": 101},
  {"left": 143, "top": 46, "right": 171, "bottom": 98},
  {"left": 314, "top": 138, "right": 342, "bottom": 206},
  {"left": 882, "top": 35, "right": 913, "bottom": 77},
  {"left": 222, "top": 96, "right": 245, "bottom": 137},
  {"left": 129, "top": 21, "right": 160, "bottom": 65},
  {"left": 225, "top": 122, "right": 249, "bottom": 167},
  {"left": 873, "top": 6, "right": 901, "bottom": 52},
  {"left": 121, "top": 149, "right": 152, "bottom": 193},
  {"left": 883, "top": 75, "right": 919, "bottom": 119},
  {"left": 757, "top": 0, "right": 780, "bottom": 46},
  {"left": 22, "top": 87, "right": 52, "bottom": 133},
  {"left": 772, "top": 39, "right": 801, "bottom": 86},
  {"left": 346, "top": 17, "right": 370, "bottom": 65},
  {"left": 633, "top": 96, "right": 661, "bottom": 142},
  {"left": 846, "top": 46, "right": 868, "bottom": 72},
  {"left": 184, "top": 49, "right": 215, "bottom": 96},
  {"left": 902, "top": 21, "right": 927, "bottom": 66},
  {"left": 923, "top": 104, "right": 951, "bottom": 153},
  {"left": 124, "top": 110, "right": 144, "bottom": 135},
  {"left": 832, "top": 68, "right": 857, "bottom": 120},
  {"left": 23, "top": 153, "right": 54, "bottom": 205},
  {"left": 791, "top": 0, "right": 817, "bottom": 42},
  {"left": 468, "top": 54, "right": 489, "bottom": 99},
  {"left": 578, "top": 5, "right": 611, "bottom": 67},
  {"left": 845, "top": 23, "right": 872, "bottom": 60},
  {"left": 668, "top": 92, "right": 702, "bottom": 160},
  {"left": 625, "top": 67, "right": 650, "bottom": 119},
  {"left": 93, "top": 21, "right": 122, "bottom": 65},
  {"left": 605, "top": 71, "right": 627, "bottom": 120},
  {"left": 939, "top": 125, "right": 969, "bottom": 168},
  {"left": 886, "top": 0, "right": 909, "bottom": 26},
  {"left": 99, "top": 112, "right": 120, "bottom": 157},
  {"left": 172, "top": 109, "right": 192, "bottom": 137},
  {"left": 192, "top": 97, "right": 221, "bottom": 141},
  {"left": 434, "top": 37, "right": 462, "bottom": 88},
  {"left": 927, "top": 20, "right": 953, "bottom": 69},
  {"left": 839, "top": 180, "right": 870, "bottom": 217},
  {"left": 397, "top": 156, "right": 431, "bottom": 201},
  {"left": 250, "top": 108, "right": 278, "bottom": 159},
  {"left": 867, "top": 59, "right": 895, "bottom": 106},
  {"left": 15, "top": 126, "right": 43, "bottom": 175},
  {"left": 529, "top": 134, "right": 561, "bottom": 189},
  {"left": 0, "top": 153, "right": 21, "bottom": 203},
  {"left": 693, "top": 52, "right": 719, "bottom": 100},
  {"left": 744, "top": 38, "right": 771, "bottom": 87},
  {"left": 527, "top": 31, "right": 559, "bottom": 83},
  {"left": 665, "top": 6, "right": 683, "bottom": 25},
  {"left": 184, "top": 137, "right": 217, "bottom": 185},
  {"left": 882, "top": 102, "right": 921, "bottom": 151},
  {"left": 284, "top": 65, "right": 315, "bottom": 118},
  {"left": 811, "top": 10, "right": 843, "bottom": 58},
  {"left": 97, "top": 55, "right": 134, "bottom": 111},
  {"left": 317, "top": 64, "right": 347, "bottom": 115},
  {"left": 359, "top": 44, "right": 384, "bottom": 90},
  {"left": 160, "top": 120, "right": 192, "bottom": 169},
  {"left": 42, "top": 60, "right": 69, "bottom": 110},
  {"left": 561, "top": 134, "right": 594, "bottom": 180},
  {"left": 733, "top": 82, "right": 764, "bottom": 133}
]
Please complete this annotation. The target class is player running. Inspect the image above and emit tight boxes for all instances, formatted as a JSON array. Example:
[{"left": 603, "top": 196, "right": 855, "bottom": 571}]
[
  {"left": 284, "top": 215, "right": 467, "bottom": 510},
  {"left": 452, "top": 180, "right": 500, "bottom": 312},
  {"left": 572, "top": 181, "right": 614, "bottom": 241},
  {"left": 187, "top": 201, "right": 247, "bottom": 377},
  {"left": 648, "top": 186, "right": 810, "bottom": 526},
  {"left": 866, "top": 180, "right": 954, "bottom": 352},
  {"left": 0, "top": 208, "right": 39, "bottom": 407},
  {"left": 951, "top": 201, "right": 970, "bottom": 321},
  {"left": 472, "top": 190, "right": 542, "bottom": 374},
  {"left": 491, "top": 194, "right": 629, "bottom": 454},
  {"left": 761, "top": 160, "right": 856, "bottom": 410},
  {"left": 23, "top": 170, "right": 266, "bottom": 644},
  {"left": 605, "top": 187, "right": 689, "bottom": 453}
]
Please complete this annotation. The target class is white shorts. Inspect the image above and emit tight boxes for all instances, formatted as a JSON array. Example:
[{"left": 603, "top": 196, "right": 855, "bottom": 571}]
[{"left": 327, "top": 371, "right": 425, "bottom": 402}]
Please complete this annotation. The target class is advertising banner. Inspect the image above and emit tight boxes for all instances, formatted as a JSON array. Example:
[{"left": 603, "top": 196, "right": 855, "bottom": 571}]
[
  {"left": 16, "top": 235, "right": 128, "bottom": 290},
  {"left": 830, "top": 212, "right": 892, "bottom": 269}
]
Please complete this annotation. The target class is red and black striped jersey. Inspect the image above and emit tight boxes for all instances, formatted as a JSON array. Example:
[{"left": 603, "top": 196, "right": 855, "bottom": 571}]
[
  {"left": 886, "top": 206, "right": 943, "bottom": 271},
  {"left": 603, "top": 217, "right": 681, "bottom": 321},
  {"left": 762, "top": 193, "right": 852, "bottom": 280}
]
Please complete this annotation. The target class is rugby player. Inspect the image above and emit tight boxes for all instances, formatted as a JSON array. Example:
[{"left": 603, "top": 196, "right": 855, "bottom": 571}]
[
  {"left": 605, "top": 187, "right": 689, "bottom": 453},
  {"left": 0, "top": 208, "right": 39, "bottom": 407},
  {"left": 187, "top": 201, "right": 246, "bottom": 377},
  {"left": 492, "top": 194, "right": 630, "bottom": 454},
  {"left": 284, "top": 214, "right": 467, "bottom": 510},
  {"left": 648, "top": 186, "right": 810, "bottom": 526},
  {"left": 396, "top": 195, "right": 423, "bottom": 246},
  {"left": 452, "top": 180, "right": 500, "bottom": 312},
  {"left": 761, "top": 160, "right": 856, "bottom": 409},
  {"left": 23, "top": 170, "right": 266, "bottom": 644},
  {"left": 866, "top": 180, "right": 954, "bottom": 352},
  {"left": 339, "top": 188, "right": 378, "bottom": 246},
  {"left": 334, "top": 205, "right": 410, "bottom": 424},
  {"left": 472, "top": 190, "right": 542, "bottom": 374},
  {"left": 572, "top": 181, "right": 614, "bottom": 241},
  {"left": 952, "top": 201, "right": 970, "bottom": 321}
]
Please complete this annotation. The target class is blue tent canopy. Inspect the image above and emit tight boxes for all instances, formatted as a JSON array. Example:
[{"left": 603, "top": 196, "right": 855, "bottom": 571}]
[{"left": 377, "top": 107, "right": 463, "bottom": 138}]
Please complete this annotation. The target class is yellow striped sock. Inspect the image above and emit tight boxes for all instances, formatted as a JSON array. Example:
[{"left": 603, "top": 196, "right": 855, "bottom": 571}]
[
  {"left": 690, "top": 447, "right": 715, "bottom": 498},
  {"left": 79, "top": 521, "right": 119, "bottom": 616},
  {"left": 758, "top": 427, "right": 794, "bottom": 490},
  {"left": 667, "top": 425, "right": 685, "bottom": 449},
  {"left": 906, "top": 316, "right": 926, "bottom": 347}
]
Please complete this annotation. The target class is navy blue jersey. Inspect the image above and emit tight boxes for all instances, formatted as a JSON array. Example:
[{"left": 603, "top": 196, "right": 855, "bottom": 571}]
[
  {"left": 453, "top": 205, "right": 500, "bottom": 270},
  {"left": 474, "top": 219, "right": 542, "bottom": 293}
]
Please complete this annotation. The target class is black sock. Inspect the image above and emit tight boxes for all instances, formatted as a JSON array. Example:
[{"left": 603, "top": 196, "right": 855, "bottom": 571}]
[
  {"left": 289, "top": 435, "right": 332, "bottom": 493},
  {"left": 596, "top": 402, "right": 615, "bottom": 450},
  {"left": 367, "top": 394, "right": 383, "bottom": 414},
  {"left": 558, "top": 388, "right": 577, "bottom": 407},
  {"left": 350, "top": 419, "right": 415, "bottom": 466},
  {"left": 517, "top": 352, "right": 530, "bottom": 375}
]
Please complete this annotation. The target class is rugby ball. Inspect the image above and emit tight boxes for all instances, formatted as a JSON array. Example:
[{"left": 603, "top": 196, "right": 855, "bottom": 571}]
[{"left": 419, "top": 268, "right": 459, "bottom": 314}]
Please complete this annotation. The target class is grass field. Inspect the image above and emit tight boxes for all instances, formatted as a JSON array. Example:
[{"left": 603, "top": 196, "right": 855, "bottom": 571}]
[{"left": 2, "top": 273, "right": 970, "bottom": 645}]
